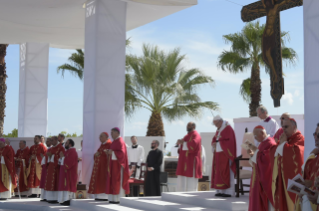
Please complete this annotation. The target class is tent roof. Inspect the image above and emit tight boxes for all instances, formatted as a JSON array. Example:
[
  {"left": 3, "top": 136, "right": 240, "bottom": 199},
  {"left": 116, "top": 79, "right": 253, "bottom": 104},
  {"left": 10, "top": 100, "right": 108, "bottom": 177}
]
[{"left": 0, "top": 0, "right": 197, "bottom": 49}]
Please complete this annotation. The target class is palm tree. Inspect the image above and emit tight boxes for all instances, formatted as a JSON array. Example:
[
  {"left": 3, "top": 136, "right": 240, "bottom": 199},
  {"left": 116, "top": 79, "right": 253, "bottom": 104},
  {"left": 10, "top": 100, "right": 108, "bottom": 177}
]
[
  {"left": 0, "top": 44, "right": 8, "bottom": 136},
  {"left": 126, "top": 44, "right": 219, "bottom": 136},
  {"left": 217, "top": 21, "right": 297, "bottom": 116}
]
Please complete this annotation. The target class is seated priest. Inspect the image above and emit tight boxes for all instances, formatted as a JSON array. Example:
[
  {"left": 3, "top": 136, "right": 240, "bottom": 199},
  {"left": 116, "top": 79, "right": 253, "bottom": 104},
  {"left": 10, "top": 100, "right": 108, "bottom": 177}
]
[
  {"left": 0, "top": 138, "right": 16, "bottom": 200},
  {"left": 44, "top": 136, "right": 65, "bottom": 204},
  {"left": 144, "top": 140, "right": 163, "bottom": 196},
  {"left": 176, "top": 122, "right": 202, "bottom": 192},
  {"left": 248, "top": 126, "right": 276, "bottom": 211},
  {"left": 106, "top": 127, "right": 130, "bottom": 204},
  {"left": 270, "top": 118, "right": 304, "bottom": 211},
  {"left": 40, "top": 138, "right": 52, "bottom": 202},
  {"left": 58, "top": 139, "right": 78, "bottom": 205},
  {"left": 88, "top": 132, "right": 112, "bottom": 201},
  {"left": 14, "top": 140, "right": 30, "bottom": 197},
  {"left": 211, "top": 116, "right": 237, "bottom": 197}
]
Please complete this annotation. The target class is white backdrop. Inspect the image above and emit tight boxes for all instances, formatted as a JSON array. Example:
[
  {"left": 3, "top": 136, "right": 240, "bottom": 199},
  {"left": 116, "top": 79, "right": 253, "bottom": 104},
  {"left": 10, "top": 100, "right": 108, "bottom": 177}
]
[{"left": 304, "top": 0, "right": 319, "bottom": 159}]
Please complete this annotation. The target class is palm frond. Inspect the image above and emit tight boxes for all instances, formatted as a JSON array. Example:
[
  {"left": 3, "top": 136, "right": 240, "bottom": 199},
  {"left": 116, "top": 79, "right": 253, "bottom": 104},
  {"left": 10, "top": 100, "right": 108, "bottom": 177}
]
[
  {"left": 217, "top": 51, "right": 251, "bottom": 73},
  {"left": 240, "top": 78, "right": 251, "bottom": 103}
]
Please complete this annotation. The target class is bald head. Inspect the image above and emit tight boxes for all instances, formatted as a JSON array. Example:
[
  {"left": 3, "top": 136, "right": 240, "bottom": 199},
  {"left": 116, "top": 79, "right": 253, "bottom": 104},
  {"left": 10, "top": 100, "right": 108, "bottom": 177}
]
[
  {"left": 187, "top": 122, "right": 196, "bottom": 133},
  {"left": 282, "top": 119, "right": 297, "bottom": 137},
  {"left": 253, "top": 128, "right": 267, "bottom": 142},
  {"left": 280, "top": 112, "right": 291, "bottom": 126}
]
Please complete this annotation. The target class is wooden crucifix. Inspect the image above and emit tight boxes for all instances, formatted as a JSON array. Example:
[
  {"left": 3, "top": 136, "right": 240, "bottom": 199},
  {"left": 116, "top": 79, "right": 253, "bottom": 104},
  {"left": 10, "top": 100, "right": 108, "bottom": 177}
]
[{"left": 241, "top": 0, "right": 302, "bottom": 107}]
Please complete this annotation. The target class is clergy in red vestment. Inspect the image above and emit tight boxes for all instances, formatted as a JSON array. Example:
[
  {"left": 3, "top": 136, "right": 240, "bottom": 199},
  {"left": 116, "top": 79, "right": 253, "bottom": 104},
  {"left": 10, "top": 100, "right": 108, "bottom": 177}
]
[
  {"left": 176, "top": 122, "right": 202, "bottom": 192},
  {"left": 5, "top": 139, "right": 16, "bottom": 195},
  {"left": 58, "top": 139, "right": 78, "bottom": 205},
  {"left": 40, "top": 138, "right": 52, "bottom": 202},
  {"left": 27, "top": 135, "right": 47, "bottom": 197},
  {"left": 270, "top": 118, "right": 304, "bottom": 211},
  {"left": 0, "top": 138, "right": 16, "bottom": 200},
  {"left": 273, "top": 113, "right": 291, "bottom": 143},
  {"left": 248, "top": 126, "right": 276, "bottom": 211},
  {"left": 44, "top": 136, "right": 65, "bottom": 203},
  {"left": 106, "top": 127, "right": 130, "bottom": 204},
  {"left": 211, "top": 115, "right": 237, "bottom": 197},
  {"left": 14, "top": 140, "right": 30, "bottom": 197},
  {"left": 88, "top": 132, "right": 112, "bottom": 201}
]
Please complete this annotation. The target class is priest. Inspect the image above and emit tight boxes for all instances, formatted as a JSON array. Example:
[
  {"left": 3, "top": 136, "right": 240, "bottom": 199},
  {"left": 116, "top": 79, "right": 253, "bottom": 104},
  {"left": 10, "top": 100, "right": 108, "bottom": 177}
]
[
  {"left": 273, "top": 113, "right": 291, "bottom": 143},
  {"left": 14, "top": 140, "right": 30, "bottom": 197},
  {"left": 270, "top": 118, "right": 304, "bottom": 210},
  {"left": 211, "top": 115, "right": 237, "bottom": 197},
  {"left": 0, "top": 138, "right": 16, "bottom": 200},
  {"left": 248, "top": 126, "right": 276, "bottom": 211},
  {"left": 40, "top": 138, "right": 52, "bottom": 202},
  {"left": 58, "top": 139, "right": 78, "bottom": 205},
  {"left": 106, "top": 127, "right": 130, "bottom": 204},
  {"left": 88, "top": 132, "right": 112, "bottom": 201},
  {"left": 44, "top": 136, "right": 65, "bottom": 203},
  {"left": 176, "top": 122, "right": 202, "bottom": 192},
  {"left": 144, "top": 140, "right": 163, "bottom": 196},
  {"left": 27, "top": 135, "right": 47, "bottom": 197}
]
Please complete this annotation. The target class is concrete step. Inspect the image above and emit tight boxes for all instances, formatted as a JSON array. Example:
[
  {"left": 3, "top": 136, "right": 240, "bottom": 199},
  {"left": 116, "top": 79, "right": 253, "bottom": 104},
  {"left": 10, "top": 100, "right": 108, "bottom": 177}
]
[{"left": 70, "top": 199, "right": 146, "bottom": 211}]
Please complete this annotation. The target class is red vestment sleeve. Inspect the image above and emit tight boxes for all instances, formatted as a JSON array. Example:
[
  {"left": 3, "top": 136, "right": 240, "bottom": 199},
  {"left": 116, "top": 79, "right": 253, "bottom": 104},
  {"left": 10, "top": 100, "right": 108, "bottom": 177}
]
[
  {"left": 64, "top": 149, "right": 78, "bottom": 170},
  {"left": 3, "top": 146, "right": 17, "bottom": 186},
  {"left": 185, "top": 133, "right": 200, "bottom": 154}
]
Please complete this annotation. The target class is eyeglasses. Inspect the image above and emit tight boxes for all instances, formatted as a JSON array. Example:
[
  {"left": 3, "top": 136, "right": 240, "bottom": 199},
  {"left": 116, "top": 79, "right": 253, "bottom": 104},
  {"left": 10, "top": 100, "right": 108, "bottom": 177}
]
[{"left": 282, "top": 125, "right": 289, "bottom": 129}]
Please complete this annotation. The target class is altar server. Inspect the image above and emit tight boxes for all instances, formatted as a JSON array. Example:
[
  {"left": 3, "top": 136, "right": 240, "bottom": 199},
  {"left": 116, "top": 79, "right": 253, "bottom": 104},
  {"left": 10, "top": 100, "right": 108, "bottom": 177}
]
[
  {"left": 44, "top": 136, "right": 65, "bottom": 203},
  {"left": 76, "top": 140, "right": 82, "bottom": 183},
  {"left": 27, "top": 135, "right": 47, "bottom": 197},
  {"left": 144, "top": 140, "right": 163, "bottom": 196},
  {"left": 40, "top": 138, "right": 52, "bottom": 202},
  {"left": 58, "top": 139, "right": 78, "bottom": 205},
  {"left": 14, "top": 140, "right": 30, "bottom": 197},
  {"left": 106, "top": 127, "right": 130, "bottom": 204},
  {"left": 176, "top": 122, "right": 202, "bottom": 192},
  {"left": 270, "top": 118, "right": 304, "bottom": 210},
  {"left": 211, "top": 116, "right": 237, "bottom": 197},
  {"left": 88, "top": 132, "right": 111, "bottom": 201},
  {"left": 248, "top": 126, "right": 276, "bottom": 211},
  {"left": 128, "top": 136, "right": 145, "bottom": 179},
  {"left": 257, "top": 105, "right": 279, "bottom": 138}
]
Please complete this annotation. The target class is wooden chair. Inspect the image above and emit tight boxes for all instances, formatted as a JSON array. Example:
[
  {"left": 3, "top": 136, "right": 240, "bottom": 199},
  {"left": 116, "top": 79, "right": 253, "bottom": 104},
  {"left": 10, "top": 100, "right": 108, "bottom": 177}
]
[{"left": 235, "top": 131, "right": 254, "bottom": 197}]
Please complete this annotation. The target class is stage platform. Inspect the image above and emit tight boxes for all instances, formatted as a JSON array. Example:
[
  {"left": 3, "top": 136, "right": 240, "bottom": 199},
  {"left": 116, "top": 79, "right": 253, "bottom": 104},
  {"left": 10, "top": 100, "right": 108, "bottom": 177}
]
[{"left": 0, "top": 191, "right": 249, "bottom": 211}]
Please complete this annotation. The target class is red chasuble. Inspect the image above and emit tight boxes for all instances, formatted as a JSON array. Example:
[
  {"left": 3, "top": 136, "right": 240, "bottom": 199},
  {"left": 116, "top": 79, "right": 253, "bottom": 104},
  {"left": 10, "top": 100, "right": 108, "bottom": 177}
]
[
  {"left": 270, "top": 131, "right": 304, "bottom": 211},
  {"left": 0, "top": 145, "right": 17, "bottom": 192},
  {"left": 88, "top": 140, "right": 112, "bottom": 195},
  {"left": 106, "top": 137, "right": 130, "bottom": 195},
  {"left": 274, "top": 128, "right": 284, "bottom": 143},
  {"left": 58, "top": 148, "right": 78, "bottom": 193},
  {"left": 176, "top": 130, "right": 202, "bottom": 178},
  {"left": 27, "top": 143, "right": 47, "bottom": 189},
  {"left": 39, "top": 147, "right": 50, "bottom": 189},
  {"left": 44, "top": 144, "right": 65, "bottom": 191},
  {"left": 14, "top": 147, "right": 30, "bottom": 193},
  {"left": 249, "top": 137, "right": 277, "bottom": 211},
  {"left": 211, "top": 122, "right": 237, "bottom": 189}
]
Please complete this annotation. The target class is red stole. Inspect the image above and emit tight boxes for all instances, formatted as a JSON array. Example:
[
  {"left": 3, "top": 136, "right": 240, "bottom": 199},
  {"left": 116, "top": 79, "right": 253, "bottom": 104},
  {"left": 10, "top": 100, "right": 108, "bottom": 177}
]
[
  {"left": 88, "top": 140, "right": 112, "bottom": 194},
  {"left": 249, "top": 137, "right": 276, "bottom": 211},
  {"left": 14, "top": 147, "right": 30, "bottom": 193},
  {"left": 176, "top": 130, "right": 202, "bottom": 178},
  {"left": 106, "top": 137, "right": 130, "bottom": 195},
  {"left": 40, "top": 147, "right": 50, "bottom": 189},
  {"left": 58, "top": 148, "right": 78, "bottom": 193},
  {"left": 211, "top": 123, "right": 237, "bottom": 189},
  {"left": 0, "top": 145, "right": 16, "bottom": 192},
  {"left": 44, "top": 144, "right": 65, "bottom": 191},
  {"left": 270, "top": 131, "right": 304, "bottom": 211},
  {"left": 27, "top": 143, "right": 47, "bottom": 188}
]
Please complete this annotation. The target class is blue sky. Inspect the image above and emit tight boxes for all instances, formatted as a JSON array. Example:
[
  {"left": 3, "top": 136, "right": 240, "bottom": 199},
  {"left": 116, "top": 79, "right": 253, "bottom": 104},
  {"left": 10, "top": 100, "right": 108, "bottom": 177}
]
[{"left": 4, "top": 0, "right": 304, "bottom": 151}]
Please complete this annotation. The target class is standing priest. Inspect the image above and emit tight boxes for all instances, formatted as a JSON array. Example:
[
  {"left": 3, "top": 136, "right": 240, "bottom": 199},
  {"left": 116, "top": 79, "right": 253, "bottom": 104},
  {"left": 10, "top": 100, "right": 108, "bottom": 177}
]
[
  {"left": 176, "top": 122, "right": 202, "bottom": 192},
  {"left": 270, "top": 118, "right": 304, "bottom": 210},
  {"left": 88, "top": 132, "right": 112, "bottom": 201},
  {"left": 248, "top": 126, "right": 276, "bottom": 211},
  {"left": 58, "top": 139, "right": 78, "bottom": 205},
  {"left": 44, "top": 136, "right": 65, "bottom": 204},
  {"left": 106, "top": 127, "right": 130, "bottom": 204},
  {"left": 27, "top": 135, "right": 47, "bottom": 197},
  {"left": 211, "top": 115, "right": 237, "bottom": 197},
  {"left": 0, "top": 138, "right": 16, "bottom": 200},
  {"left": 40, "top": 138, "right": 52, "bottom": 202},
  {"left": 14, "top": 140, "right": 30, "bottom": 197}
]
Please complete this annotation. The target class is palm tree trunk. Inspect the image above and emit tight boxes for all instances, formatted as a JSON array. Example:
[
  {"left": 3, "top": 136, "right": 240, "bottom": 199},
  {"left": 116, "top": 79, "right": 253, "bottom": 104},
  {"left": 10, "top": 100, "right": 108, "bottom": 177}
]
[
  {"left": 0, "top": 44, "right": 8, "bottom": 136},
  {"left": 249, "top": 65, "right": 261, "bottom": 117},
  {"left": 146, "top": 112, "right": 165, "bottom": 136}
]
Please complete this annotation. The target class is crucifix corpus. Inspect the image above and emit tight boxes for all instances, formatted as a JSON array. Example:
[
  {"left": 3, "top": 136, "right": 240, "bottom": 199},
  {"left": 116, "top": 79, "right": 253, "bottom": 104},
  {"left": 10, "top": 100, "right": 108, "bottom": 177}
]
[{"left": 241, "top": 0, "right": 303, "bottom": 107}]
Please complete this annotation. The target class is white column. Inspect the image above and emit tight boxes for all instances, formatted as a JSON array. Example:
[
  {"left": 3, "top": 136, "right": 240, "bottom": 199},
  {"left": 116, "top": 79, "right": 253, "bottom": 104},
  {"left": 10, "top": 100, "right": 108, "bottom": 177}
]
[
  {"left": 304, "top": 0, "right": 319, "bottom": 158},
  {"left": 18, "top": 43, "right": 49, "bottom": 137},
  {"left": 82, "top": 0, "right": 126, "bottom": 186}
]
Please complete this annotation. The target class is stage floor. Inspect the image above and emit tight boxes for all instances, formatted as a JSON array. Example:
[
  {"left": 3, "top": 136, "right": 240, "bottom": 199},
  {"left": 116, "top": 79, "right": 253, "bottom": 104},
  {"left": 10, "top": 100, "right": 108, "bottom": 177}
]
[{"left": 0, "top": 191, "right": 249, "bottom": 211}]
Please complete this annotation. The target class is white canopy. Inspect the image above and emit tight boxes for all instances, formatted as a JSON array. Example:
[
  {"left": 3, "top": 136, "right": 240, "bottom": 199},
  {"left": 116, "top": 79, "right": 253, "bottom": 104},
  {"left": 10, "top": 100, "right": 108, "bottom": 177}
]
[{"left": 0, "top": 0, "right": 197, "bottom": 49}]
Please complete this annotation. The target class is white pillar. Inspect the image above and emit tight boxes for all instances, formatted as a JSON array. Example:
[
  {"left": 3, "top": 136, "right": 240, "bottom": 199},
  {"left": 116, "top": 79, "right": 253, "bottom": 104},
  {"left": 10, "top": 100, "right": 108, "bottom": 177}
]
[
  {"left": 18, "top": 43, "right": 49, "bottom": 137},
  {"left": 304, "top": 0, "right": 319, "bottom": 158},
  {"left": 82, "top": 0, "right": 126, "bottom": 186}
]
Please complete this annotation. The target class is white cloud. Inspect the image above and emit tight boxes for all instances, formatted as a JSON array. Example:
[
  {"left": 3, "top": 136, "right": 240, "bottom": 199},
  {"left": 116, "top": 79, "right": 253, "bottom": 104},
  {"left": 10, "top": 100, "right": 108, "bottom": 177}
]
[
  {"left": 130, "top": 121, "right": 148, "bottom": 130},
  {"left": 171, "top": 120, "right": 185, "bottom": 126},
  {"left": 282, "top": 92, "right": 294, "bottom": 105},
  {"left": 294, "top": 90, "right": 300, "bottom": 97}
]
